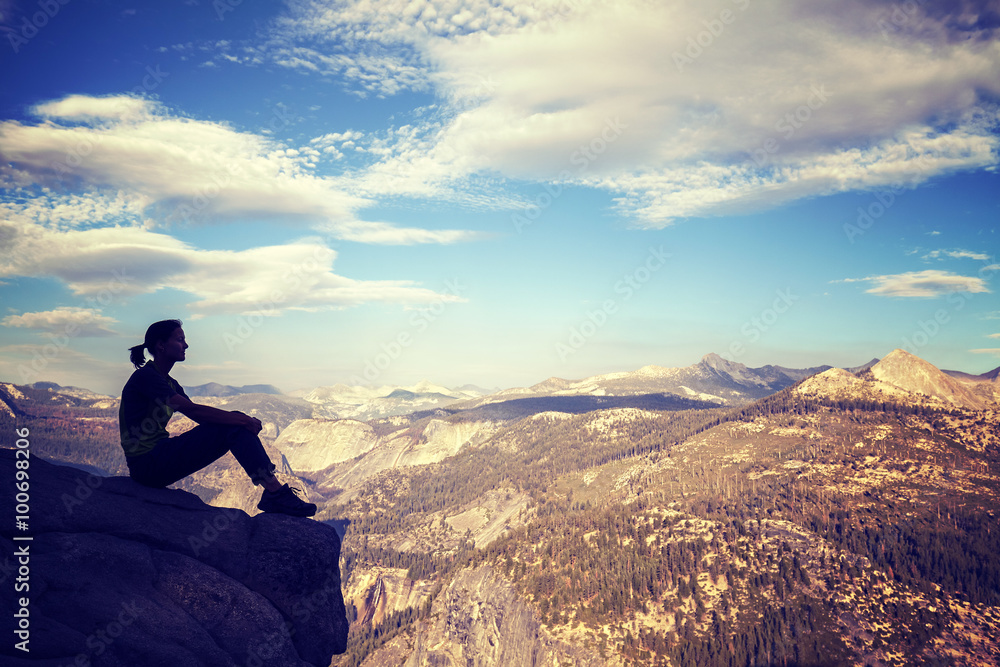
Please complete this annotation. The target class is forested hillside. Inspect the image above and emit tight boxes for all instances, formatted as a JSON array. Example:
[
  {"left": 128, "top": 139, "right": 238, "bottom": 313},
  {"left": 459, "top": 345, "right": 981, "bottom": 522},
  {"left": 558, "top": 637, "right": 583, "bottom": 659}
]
[
  {"left": 0, "top": 382, "right": 126, "bottom": 473},
  {"left": 330, "top": 391, "right": 1000, "bottom": 666}
]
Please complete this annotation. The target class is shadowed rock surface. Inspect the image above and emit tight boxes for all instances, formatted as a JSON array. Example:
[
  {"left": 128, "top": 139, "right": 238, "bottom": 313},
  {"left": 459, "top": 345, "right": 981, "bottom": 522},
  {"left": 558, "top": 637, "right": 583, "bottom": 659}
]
[{"left": 0, "top": 448, "right": 347, "bottom": 667}]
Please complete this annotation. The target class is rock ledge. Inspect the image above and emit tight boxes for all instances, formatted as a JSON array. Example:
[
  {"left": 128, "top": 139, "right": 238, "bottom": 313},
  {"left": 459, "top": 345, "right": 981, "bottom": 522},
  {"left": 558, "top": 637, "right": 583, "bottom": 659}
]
[{"left": 0, "top": 448, "right": 347, "bottom": 667}]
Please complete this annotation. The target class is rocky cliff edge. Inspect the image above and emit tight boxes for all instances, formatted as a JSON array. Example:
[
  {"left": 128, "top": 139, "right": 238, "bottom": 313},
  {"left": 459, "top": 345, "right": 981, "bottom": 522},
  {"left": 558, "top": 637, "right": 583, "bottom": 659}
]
[{"left": 0, "top": 448, "right": 347, "bottom": 667}]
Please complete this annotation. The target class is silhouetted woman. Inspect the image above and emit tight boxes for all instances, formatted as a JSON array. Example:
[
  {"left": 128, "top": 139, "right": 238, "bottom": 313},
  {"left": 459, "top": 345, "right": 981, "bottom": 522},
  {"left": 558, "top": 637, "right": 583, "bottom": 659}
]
[{"left": 118, "top": 319, "right": 315, "bottom": 517}]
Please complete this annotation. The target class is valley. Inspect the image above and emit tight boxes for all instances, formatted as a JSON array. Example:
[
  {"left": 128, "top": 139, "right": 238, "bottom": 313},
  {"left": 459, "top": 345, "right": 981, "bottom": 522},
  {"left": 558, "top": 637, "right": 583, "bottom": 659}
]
[{"left": 2, "top": 349, "right": 999, "bottom": 665}]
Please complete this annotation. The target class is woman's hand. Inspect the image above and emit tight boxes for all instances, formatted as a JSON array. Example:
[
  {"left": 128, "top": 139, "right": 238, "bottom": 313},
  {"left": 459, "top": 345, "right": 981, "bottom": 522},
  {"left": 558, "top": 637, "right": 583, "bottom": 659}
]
[
  {"left": 234, "top": 411, "right": 263, "bottom": 434},
  {"left": 246, "top": 416, "right": 263, "bottom": 435}
]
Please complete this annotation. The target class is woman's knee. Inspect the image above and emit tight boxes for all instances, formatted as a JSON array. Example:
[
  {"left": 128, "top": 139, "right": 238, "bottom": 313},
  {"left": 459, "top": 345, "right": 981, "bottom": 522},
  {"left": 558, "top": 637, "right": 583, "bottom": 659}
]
[
  {"left": 194, "top": 423, "right": 255, "bottom": 445},
  {"left": 227, "top": 425, "right": 261, "bottom": 445}
]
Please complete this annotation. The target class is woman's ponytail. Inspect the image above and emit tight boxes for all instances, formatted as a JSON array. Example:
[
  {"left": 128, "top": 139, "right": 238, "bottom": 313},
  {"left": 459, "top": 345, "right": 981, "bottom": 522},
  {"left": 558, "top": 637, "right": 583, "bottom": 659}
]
[{"left": 128, "top": 344, "right": 147, "bottom": 369}]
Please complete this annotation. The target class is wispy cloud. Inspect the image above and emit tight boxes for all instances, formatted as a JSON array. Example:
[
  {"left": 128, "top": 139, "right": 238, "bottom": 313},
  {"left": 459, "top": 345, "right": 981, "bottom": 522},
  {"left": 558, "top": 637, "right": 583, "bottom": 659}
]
[
  {"left": 248, "top": 0, "right": 1000, "bottom": 225},
  {"left": 922, "top": 249, "right": 993, "bottom": 261},
  {"left": 1, "top": 307, "right": 118, "bottom": 337},
  {"left": 0, "top": 214, "right": 467, "bottom": 316},
  {"left": 0, "top": 95, "right": 478, "bottom": 244},
  {"left": 836, "top": 269, "right": 991, "bottom": 297}
]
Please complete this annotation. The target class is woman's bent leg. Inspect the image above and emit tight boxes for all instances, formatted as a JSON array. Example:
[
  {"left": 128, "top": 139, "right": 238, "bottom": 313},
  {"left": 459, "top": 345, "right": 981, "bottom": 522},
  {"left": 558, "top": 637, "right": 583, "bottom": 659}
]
[
  {"left": 127, "top": 424, "right": 275, "bottom": 488},
  {"left": 224, "top": 427, "right": 277, "bottom": 485}
]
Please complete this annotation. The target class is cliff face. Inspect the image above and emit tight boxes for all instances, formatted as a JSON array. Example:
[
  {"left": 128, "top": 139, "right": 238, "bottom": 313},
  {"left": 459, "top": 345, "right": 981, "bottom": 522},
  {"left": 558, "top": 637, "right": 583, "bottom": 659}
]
[
  {"left": 346, "top": 567, "right": 438, "bottom": 627},
  {"left": 399, "top": 566, "right": 603, "bottom": 667},
  {"left": 275, "top": 418, "right": 378, "bottom": 472},
  {"left": 0, "top": 449, "right": 347, "bottom": 667},
  {"left": 305, "top": 418, "right": 500, "bottom": 499}
]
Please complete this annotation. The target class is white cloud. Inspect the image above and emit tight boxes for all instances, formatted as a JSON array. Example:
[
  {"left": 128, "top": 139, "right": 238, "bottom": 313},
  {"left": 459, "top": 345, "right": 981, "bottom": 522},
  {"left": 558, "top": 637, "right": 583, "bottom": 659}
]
[
  {"left": 837, "top": 269, "right": 991, "bottom": 297},
  {"left": 601, "top": 124, "right": 998, "bottom": 225},
  {"left": 0, "top": 217, "right": 467, "bottom": 316},
  {"left": 33, "top": 94, "right": 151, "bottom": 123},
  {"left": 0, "top": 191, "right": 149, "bottom": 233},
  {"left": 256, "top": 0, "right": 1000, "bottom": 224},
  {"left": 265, "top": 0, "right": 562, "bottom": 96},
  {"left": 923, "top": 249, "right": 993, "bottom": 261},
  {"left": 1, "top": 308, "right": 118, "bottom": 337},
  {"left": 0, "top": 95, "right": 484, "bottom": 319},
  {"left": 311, "top": 130, "right": 365, "bottom": 147},
  {"left": 969, "top": 348, "right": 1000, "bottom": 356},
  {"left": 0, "top": 95, "right": 479, "bottom": 244}
]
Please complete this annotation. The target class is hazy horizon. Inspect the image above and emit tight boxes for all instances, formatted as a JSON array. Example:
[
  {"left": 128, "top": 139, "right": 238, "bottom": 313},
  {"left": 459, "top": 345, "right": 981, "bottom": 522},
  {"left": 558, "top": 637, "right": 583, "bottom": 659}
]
[{"left": 9, "top": 346, "right": 999, "bottom": 400}]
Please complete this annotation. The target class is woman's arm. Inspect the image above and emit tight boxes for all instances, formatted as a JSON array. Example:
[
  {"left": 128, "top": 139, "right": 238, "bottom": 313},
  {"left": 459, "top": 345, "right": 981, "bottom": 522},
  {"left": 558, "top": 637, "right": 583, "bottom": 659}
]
[{"left": 167, "top": 393, "right": 262, "bottom": 434}]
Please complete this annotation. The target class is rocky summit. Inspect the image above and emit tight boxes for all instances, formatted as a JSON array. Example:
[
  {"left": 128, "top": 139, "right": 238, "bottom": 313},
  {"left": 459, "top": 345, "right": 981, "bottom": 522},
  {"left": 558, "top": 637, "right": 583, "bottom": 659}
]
[{"left": 0, "top": 449, "right": 348, "bottom": 667}]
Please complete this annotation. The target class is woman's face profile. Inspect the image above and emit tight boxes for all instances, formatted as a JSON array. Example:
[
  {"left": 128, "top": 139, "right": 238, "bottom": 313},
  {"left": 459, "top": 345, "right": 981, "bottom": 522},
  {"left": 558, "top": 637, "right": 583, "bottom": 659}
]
[{"left": 156, "top": 327, "right": 188, "bottom": 363}]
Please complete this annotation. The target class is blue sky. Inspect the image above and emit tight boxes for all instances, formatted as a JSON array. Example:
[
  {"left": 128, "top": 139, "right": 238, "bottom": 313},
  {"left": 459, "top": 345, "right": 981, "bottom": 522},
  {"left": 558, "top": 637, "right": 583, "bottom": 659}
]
[{"left": 1, "top": 0, "right": 998, "bottom": 396}]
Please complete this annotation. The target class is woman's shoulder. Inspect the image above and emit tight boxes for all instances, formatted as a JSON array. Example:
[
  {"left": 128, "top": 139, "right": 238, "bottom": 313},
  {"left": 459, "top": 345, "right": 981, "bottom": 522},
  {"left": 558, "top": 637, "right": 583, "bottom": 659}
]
[
  {"left": 124, "top": 362, "right": 176, "bottom": 390},
  {"left": 129, "top": 362, "right": 158, "bottom": 378}
]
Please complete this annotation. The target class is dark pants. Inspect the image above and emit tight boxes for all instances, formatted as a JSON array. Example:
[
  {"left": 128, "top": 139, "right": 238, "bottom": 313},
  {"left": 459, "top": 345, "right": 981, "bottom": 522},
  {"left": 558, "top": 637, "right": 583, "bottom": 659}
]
[{"left": 126, "top": 423, "right": 276, "bottom": 488}]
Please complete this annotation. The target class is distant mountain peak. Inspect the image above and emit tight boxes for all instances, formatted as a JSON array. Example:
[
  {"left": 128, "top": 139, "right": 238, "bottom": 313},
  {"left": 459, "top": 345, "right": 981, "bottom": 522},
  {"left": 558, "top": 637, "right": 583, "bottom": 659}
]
[
  {"left": 474, "top": 352, "right": 881, "bottom": 410},
  {"left": 699, "top": 353, "right": 747, "bottom": 373},
  {"left": 31, "top": 381, "right": 62, "bottom": 391},
  {"left": 943, "top": 364, "right": 1000, "bottom": 382},
  {"left": 289, "top": 380, "right": 484, "bottom": 420},
  {"left": 850, "top": 358, "right": 881, "bottom": 373},
  {"left": 406, "top": 380, "right": 455, "bottom": 396},
  {"left": 872, "top": 349, "right": 942, "bottom": 380},
  {"left": 880, "top": 348, "right": 920, "bottom": 364}
]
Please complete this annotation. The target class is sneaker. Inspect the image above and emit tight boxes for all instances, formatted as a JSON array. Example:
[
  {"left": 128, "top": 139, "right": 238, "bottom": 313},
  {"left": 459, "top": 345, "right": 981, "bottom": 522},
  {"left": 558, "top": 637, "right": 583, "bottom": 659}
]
[{"left": 257, "top": 484, "right": 317, "bottom": 517}]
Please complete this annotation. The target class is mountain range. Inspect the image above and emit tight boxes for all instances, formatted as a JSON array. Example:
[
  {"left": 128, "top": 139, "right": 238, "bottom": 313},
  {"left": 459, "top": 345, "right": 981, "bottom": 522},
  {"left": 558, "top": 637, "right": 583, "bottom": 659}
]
[
  {"left": 15, "top": 351, "right": 995, "bottom": 418},
  {"left": 461, "top": 353, "right": 882, "bottom": 408},
  {"left": 288, "top": 380, "right": 488, "bottom": 420},
  {"left": 169, "top": 352, "right": 904, "bottom": 419},
  {"left": 184, "top": 381, "right": 284, "bottom": 397}
]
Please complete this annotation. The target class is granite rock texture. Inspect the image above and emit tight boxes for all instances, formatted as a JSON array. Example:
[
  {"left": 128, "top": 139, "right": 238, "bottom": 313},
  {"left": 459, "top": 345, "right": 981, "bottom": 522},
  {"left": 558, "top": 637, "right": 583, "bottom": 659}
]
[{"left": 0, "top": 448, "right": 347, "bottom": 666}]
